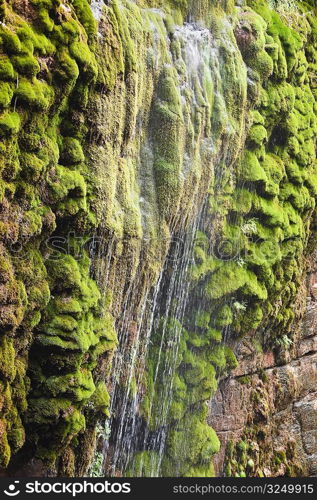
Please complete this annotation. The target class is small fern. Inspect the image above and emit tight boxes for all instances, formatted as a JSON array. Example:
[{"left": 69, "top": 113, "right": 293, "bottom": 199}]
[{"left": 276, "top": 334, "right": 293, "bottom": 350}]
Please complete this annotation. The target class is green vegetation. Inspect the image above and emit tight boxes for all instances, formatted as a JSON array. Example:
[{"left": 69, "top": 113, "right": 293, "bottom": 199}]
[
  {"left": 129, "top": 0, "right": 317, "bottom": 478},
  {"left": 0, "top": 0, "right": 116, "bottom": 474},
  {"left": 0, "top": 0, "right": 316, "bottom": 480}
]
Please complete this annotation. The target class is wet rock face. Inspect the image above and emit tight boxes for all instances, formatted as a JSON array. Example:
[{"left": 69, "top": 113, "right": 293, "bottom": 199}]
[
  {"left": 1, "top": 0, "right": 317, "bottom": 477},
  {"left": 209, "top": 268, "right": 317, "bottom": 477}
]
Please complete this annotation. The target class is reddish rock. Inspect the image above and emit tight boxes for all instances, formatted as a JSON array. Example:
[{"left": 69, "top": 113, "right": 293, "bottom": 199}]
[{"left": 209, "top": 270, "right": 317, "bottom": 477}]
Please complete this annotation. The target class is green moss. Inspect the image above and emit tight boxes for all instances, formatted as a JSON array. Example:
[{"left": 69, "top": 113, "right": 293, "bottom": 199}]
[
  {"left": 56, "top": 50, "right": 80, "bottom": 83},
  {"left": 207, "top": 328, "right": 222, "bottom": 342},
  {"left": 135, "top": 1, "right": 316, "bottom": 477},
  {"left": 60, "top": 137, "right": 85, "bottom": 165},
  {"left": 151, "top": 65, "right": 183, "bottom": 219},
  {"left": 112, "top": 0, "right": 137, "bottom": 74},
  {"left": 261, "top": 153, "right": 285, "bottom": 195},
  {"left": 0, "top": 27, "right": 22, "bottom": 54},
  {"left": 20, "top": 152, "right": 46, "bottom": 181},
  {"left": 47, "top": 165, "right": 87, "bottom": 211},
  {"left": 126, "top": 451, "right": 160, "bottom": 477},
  {"left": 224, "top": 346, "right": 238, "bottom": 370},
  {"left": 0, "top": 0, "right": 315, "bottom": 478},
  {"left": 69, "top": 41, "right": 98, "bottom": 81},
  {"left": 0, "top": 82, "right": 13, "bottom": 108},
  {"left": 89, "top": 382, "right": 110, "bottom": 416},
  {"left": 0, "top": 56, "right": 15, "bottom": 81},
  {"left": 165, "top": 415, "right": 220, "bottom": 475},
  {"left": 56, "top": 410, "right": 86, "bottom": 443},
  {"left": 0, "top": 337, "right": 16, "bottom": 382},
  {"left": 0, "top": 0, "right": 114, "bottom": 471},
  {"left": 195, "top": 311, "right": 210, "bottom": 328},
  {"left": 0, "top": 112, "right": 21, "bottom": 136},
  {"left": 0, "top": 420, "right": 11, "bottom": 468},
  {"left": 12, "top": 54, "right": 40, "bottom": 78},
  {"left": 215, "top": 305, "right": 233, "bottom": 327},
  {"left": 14, "top": 78, "right": 53, "bottom": 111},
  {"left": 254, "top": 196, "right": 286, "bottom": 227},
  {"left": 237, "top": 440, "right": 248, "bottom": 453},
  {"left": 69, "top": 0, "right": 97, "bottom": 41},
  {"left": 32, "top": 250, "right": 116, "bottom": 453},
  {"left": 247, "top": 124, "right": 267, "bottom": 148},
  {"left": 183, "top": 355, "right": 217, "bottom": 389},
  {"left": 38, "top": 6, "right": 55, "bottom": 32},
  {"left": 206, "top": 262, "right": 267, "bottom": 301},
  {"left": 238, "top": 375, "right": 251, "bottom": 385},
  {"left": 232, "top": 188, "right": 254, "bottom": 213},
  {"left": 207, "top": 345, "right": 227, "bottom": 371},
  {"left": 44, "top": 369, "right": 95, "bottom": 402}
]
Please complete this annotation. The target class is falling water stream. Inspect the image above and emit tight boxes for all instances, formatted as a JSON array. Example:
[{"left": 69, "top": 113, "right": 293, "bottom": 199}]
[{"left": 89, "top": 0, "right": 245, "bottom": 477}]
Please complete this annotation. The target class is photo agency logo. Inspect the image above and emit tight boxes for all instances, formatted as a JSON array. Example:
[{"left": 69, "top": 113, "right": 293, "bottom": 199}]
[
  {"left": 2, "top": 480, "right": 132, "bottom": 497},
  {"left": 7, "top": 225, "right": 287, "bottom": 266},
  {"left": 4, "top": 481, "right": 20, "bottom": 497},
  {"left": 8, "top": 232, "right": 189, "bottom": 264}
]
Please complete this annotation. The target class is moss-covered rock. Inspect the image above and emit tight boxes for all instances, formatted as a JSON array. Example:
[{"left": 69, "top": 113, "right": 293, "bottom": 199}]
[
  {"left": 0, "top": 0, "right": 116, "bottom": 474},
  {"left": 0, "top": 0, "right": 316, "bottom": 480}
]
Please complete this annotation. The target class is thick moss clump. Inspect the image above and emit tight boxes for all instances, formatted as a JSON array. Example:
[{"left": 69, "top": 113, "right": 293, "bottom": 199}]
[
  {"left": 0, "top": 0, "right": 115, "bottom": 474},
  {"left": 26, "top": 252, "right": 116, "bottom": 464},
  {"left": 151, "top": 66, "right": 183, "bottom": 221},
  {"left": 189, "top": 0, "right": 317, "bottom": 348}
]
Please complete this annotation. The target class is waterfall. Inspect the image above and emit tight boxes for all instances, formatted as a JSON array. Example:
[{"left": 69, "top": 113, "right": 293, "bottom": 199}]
[
  {"left": 2, "top": 0, "right": 316, "bottom": 480},
  {"left": 138, "top": 202, "right": 209, "bottom": 477},
  {"left": 88, "top": 0, "right": 247, "bottom": 477}
]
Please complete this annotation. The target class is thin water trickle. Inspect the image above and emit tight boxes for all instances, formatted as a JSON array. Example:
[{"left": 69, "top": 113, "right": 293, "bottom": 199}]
[
  {"left": 101, "top": 18, "right": 224, "bottom": 475},
  {"left": 90, "top": 0, "right": 104, "bottom": 21},
  {"left": 141, "top": 203, "right": 207, "bottom": 476},
  {"left": 88, "top": 0, "right": 246, "bottom": 477}
]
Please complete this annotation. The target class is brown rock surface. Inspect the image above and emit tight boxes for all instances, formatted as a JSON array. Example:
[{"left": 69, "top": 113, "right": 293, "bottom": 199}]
[{"left": 209, "top": 271, "right": 317, "bottom": 477}]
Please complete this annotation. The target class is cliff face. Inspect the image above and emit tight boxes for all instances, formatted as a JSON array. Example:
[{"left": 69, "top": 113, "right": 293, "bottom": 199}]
[
  {"left": 0, "top": 0, "right": 316, "bottom": 477},
  {"left": 210, "top": 259, "right": 317, "bottom": 477}
]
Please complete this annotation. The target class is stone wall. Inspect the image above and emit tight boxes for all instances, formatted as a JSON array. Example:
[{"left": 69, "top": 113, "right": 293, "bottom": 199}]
[{"left": 210, "top": 258, "right": 317, "bottom": 477}]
